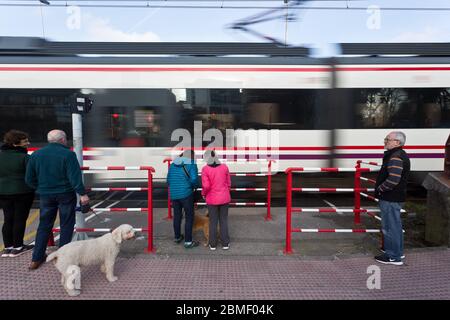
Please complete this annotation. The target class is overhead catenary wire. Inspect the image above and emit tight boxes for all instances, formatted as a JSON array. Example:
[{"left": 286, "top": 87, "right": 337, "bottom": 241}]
[
  {"left": 12, "top": 0, "right": 368, "bottom": 2},
  {"left": 2, "top": 2, "right": 450, "bottom": 10}
]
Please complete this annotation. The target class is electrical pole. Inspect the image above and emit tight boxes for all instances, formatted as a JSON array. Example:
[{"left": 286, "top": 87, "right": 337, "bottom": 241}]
[{"left": 72, "top": 96, "right": 91, "bottom": 241}]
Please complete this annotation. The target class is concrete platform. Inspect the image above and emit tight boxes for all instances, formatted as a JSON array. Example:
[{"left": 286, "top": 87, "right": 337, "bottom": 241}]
[
  {"left": 1, "top": 248, "right": 449, "bottom": 300},
  {"left": 85, "top": 207, "right": 415, "bottom": 257},
  {"left": 1, "top": 207, "right": 449, "bottom": 300}
]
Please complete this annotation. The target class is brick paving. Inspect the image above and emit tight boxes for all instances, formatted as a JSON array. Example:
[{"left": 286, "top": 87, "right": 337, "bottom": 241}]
[
  {"left": 0, "top": 248, "right": 449, "bottom": 300},
  {"left": 1, "top": 207, "right": 449, "bottom": 300}
]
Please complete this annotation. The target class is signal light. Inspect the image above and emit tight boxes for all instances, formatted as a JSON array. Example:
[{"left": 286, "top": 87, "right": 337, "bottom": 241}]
[{"left": 71, "top": 95, "right": 93, "bottom": 114}]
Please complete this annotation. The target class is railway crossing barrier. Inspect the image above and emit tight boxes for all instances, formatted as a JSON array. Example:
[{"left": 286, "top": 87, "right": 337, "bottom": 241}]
[
  {"left": 164, "top": 158, "right": 275, "bottom": 221},
  {"left": 284, "top": 166, "right": 382, "bottom": 254},
  {"left": 285, "top": 162, "right": 408, "bottom": 254},
  {"left": 48, "top": 166, "right": 156, "bottom": 253}
]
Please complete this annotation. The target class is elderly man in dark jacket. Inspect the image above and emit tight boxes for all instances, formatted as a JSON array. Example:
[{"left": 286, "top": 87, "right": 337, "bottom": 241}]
[
  {"left": 26, "top": 129, "right": 89, "bottom": 270},
  {"left": 374, "top": 131, "right": 410, "bottom": 266}
]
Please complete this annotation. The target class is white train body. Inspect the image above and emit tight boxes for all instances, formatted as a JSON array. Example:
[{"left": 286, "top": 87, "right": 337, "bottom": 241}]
[{"left": 0, "top": 51, "right": 448, "bottom": 181}]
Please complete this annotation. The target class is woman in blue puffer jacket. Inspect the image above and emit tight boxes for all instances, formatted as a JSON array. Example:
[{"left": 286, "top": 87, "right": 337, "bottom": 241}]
[{"left": 167, "top": 150, "right": 199, "bottom": 248}]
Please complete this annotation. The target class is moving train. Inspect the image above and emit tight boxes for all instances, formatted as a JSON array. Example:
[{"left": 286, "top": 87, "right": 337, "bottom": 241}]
[{"left": 0, "top": 38, "right": 448, "bottom": 183}]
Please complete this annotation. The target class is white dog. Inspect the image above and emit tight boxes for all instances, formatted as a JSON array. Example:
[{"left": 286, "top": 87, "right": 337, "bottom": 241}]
[{"left": 46, "top": 224, "right": 135, "bottom": 295}]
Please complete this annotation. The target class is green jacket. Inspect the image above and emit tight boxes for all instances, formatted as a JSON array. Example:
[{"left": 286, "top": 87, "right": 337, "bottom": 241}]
[
  {"left": 0, "top": 144, "right": 34, "bottom": 195},
  {"left": 25, "top": 143, "right": 86, "bottom": 195}
]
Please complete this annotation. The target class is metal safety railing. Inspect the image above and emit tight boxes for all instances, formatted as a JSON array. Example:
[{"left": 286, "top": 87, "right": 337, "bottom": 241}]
[
  {"left": 164, "top": 158, "right": 275, "bottom": 221},
  {"left": 48, "top": 166, "right": 156, "bottom": 253},
  {"left": 284, "top": 166, "right": 381, "bottom": 254}
]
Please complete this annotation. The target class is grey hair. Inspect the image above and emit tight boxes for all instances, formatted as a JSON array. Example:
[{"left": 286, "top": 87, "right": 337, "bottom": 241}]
[
  {"left": 391, "top": 131, "right": 406, "bottom": 146},
  {"left": 47, "top": 130, "right": 67, "bottom": 143},
  {"left": 204, "top": 150, "right": 220, "bottom": 165}
]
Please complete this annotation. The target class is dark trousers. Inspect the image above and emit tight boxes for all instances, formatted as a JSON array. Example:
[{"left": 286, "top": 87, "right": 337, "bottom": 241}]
[
  {"left": 0, "top": 193, "right": 35, "bottom": 248},
  {"left": 32, "top": 192, "right": 77, "bottom": 262},
  {"left": 207, "top": 204, "right": 230, "bottom": 247},
  {"left": 172, "top": 194, "right": 195, "bottom": 243}
]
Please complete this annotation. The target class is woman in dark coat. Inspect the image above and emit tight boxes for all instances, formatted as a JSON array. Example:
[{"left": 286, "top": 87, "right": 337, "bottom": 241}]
[{"left": 0, "top": 130, "right": 35, "bottom": 257}]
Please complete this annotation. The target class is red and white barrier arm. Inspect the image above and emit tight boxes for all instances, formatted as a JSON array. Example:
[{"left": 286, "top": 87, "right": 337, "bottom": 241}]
[
  {"left": 196, "top": 202, "right": 267, "bottom": 206},
  {"left": 357, "top": 161, "right": 381, "bottom": 167},
  {"left": 232, "top": 188, "right": 267, "bottom": 191},
  {"left": 357, "top": 212, "right": 404, "bottom": 232},
  {"left": 197, "top": 173, "right": 269, "bottom": 176},
  {"left": 87, "top": 187, "right": 148, "bottom": 192},
  {"left": 196, "top": 188, "right": 267, "bottom": 191},
  {"left": 360, "top": 192, "right": 379, "bottom": 202},
  {"left": 360, "top": 177, "right": 377, "bottom": 184},
  {"left": 81, "top": 166, "right": 154, "bottom": 171},
  {"left": 286, "top": 167, "right": 377, "bottom": 173},
  {"left": 291, "top": 228, "right": 380, "bottom": 233},
  {"left": 360, "top": 194, "right": 406, "bottom": 213},
  {"left": 232, "top": 173, "right": 269, "bottom": 176},
  {"left": 197, "top": 159, "right": 271, "bottom": 162},
  {"left": 291, "top": 208, "right": 381, "bottom": 213},
  {"left": 92, "top": 208, "right": 148, "bottom": 212},
  {"left": 53, "top": 228, "right": 147, "bottom": 232},
  {"left": 364, "top": 211, "right": 382, "bottom": 222},
  {"left": 292, "top": 188, "right": 375, "bottom": 192}
]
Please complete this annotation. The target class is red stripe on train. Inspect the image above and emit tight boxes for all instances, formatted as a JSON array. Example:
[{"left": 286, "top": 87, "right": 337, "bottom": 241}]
[
  {"left": 337, "top": 67, "right": 450, "bottom": 72},
  {"left": 0, "top": 67, "right": 330, "bottom": 72}
]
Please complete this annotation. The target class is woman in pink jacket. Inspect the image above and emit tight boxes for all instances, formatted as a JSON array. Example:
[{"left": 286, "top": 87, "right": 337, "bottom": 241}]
[{"left": 201, "top": 150, "right": 231, "bottom": 250}]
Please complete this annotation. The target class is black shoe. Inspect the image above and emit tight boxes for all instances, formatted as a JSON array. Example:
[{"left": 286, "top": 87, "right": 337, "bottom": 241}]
[
  {"left": 184, "top": 241, "right": 199, "bottom": 249},
  {"left": 380, "top": 248, "right": 405, "bottom": 259},
  {"left": 174, "top": 235, "right": 184, "bottom": 244},
  {"left": 1, "top": 248, "right": 12, "bottom": 258},
  {"left": 9, "top": 244, "right": 34, "bottom": 257},
  {"left": 375, "top": 254, "right": 403, "bottom": 266}
]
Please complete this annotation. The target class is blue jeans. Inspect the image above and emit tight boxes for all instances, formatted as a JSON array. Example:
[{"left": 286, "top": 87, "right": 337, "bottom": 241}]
[
  {"left": 172, "top": 194, "right": 194, "bottom": 243},
  {"left": 379, "top": 200, "right": 404, "bottom": 261},
  {"left": 32, "top": 192, "right": 77, "bottom": 262}
]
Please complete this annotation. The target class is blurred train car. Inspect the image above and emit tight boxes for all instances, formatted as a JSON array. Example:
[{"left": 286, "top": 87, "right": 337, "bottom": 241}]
[{"left": 0, "top": 38, "right": 448, "bottom": 190}]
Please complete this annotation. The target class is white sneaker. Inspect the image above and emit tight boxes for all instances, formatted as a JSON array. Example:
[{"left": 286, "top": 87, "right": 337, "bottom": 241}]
[
  {"left": 1, "top": 248, "right": 12, "bottom": 257},
  {"left": 381, "top": 249, "right": 405, "bottom": 259}
]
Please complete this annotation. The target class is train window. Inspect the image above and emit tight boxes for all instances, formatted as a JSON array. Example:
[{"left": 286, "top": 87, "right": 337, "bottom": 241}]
[
  {"left": 353, "top": 88, "right": 450, "bottom": 129},
  {"left": 0, "top": 90, "right": 74, "bottom": 145},
  {"left": 0, "top": 88, "right": 354, "bottom": 148},
  {"left": 7, "top": 87, "right": 447, "bottom": 150},
  {"left": 92, "top": 89, "right": 323, "bottom": 147}
]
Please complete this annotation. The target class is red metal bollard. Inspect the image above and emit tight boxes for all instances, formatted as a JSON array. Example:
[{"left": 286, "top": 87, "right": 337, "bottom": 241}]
[
  {"left": 284, "top": 168, "right": 293, "bottom": 254},
  {"left": 354, "top": 162, "right": 362, "bottom": 226},
  {"left": 163, "top": 158, "right": 173, "bottom": 220},
  {"left": 47, "top": 232, "right": 55, "bottom": 246},
  {"left": 265, "top": 160, "right": 275, "bottom": 221},
  {"left": 146, "top": 168, "right": 155, "bottom": 253}
]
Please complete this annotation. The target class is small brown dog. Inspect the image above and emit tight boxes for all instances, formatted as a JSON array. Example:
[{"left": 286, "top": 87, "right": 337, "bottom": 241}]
[{"left": 193, "top": 210, "right": 210, "bottom": 246}]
